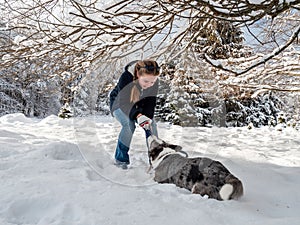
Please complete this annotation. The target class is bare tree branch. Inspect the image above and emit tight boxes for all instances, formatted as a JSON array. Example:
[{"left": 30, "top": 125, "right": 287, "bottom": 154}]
[{"left": 1, "top": 0, "right": 299, "bottom": 94}]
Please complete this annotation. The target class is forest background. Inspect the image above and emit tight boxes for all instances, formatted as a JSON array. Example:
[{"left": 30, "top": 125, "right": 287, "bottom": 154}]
[{"left": 1, "top": 0, "right": 299, "bottom": 128}]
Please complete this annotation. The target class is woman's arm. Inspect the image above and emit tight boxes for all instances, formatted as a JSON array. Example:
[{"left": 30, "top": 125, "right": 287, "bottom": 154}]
[
  {"left": 109, "top": 70, "right": 133, "bottom": 112},
  {"left": 129, "top": 80, "right": 159, "bottom": 120}
]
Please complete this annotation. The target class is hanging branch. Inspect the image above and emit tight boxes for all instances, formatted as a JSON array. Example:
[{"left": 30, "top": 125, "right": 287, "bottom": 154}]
[{"left": 1, "top": 0, "right": 299, "bottom": 85}]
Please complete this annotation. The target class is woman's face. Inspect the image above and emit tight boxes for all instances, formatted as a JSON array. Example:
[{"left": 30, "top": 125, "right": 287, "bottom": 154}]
[{"left": 137, "top": 73, "right": 158, "bottom": 89}]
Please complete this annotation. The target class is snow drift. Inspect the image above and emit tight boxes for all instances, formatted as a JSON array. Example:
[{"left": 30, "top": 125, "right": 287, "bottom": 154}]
[{"left": 0, "top": 113, "right": 299, "bottom": 225}]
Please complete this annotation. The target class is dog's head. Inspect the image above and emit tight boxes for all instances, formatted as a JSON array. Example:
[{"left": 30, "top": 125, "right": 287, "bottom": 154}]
[{"left": 147, "top": 136, "right": 182, "bottom": 163}]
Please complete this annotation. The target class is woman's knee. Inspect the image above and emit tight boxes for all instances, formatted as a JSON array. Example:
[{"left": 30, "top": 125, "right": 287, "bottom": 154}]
[
  {"left": 114, "top": 109, "right": 131, "bottom": 126},
  {"left": 114, "top": 108, "right": 136, "bottom": 133}
]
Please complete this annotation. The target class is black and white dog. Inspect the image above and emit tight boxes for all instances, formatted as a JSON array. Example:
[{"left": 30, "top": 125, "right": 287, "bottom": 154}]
[{"left": 147, "top": 136, "right": 244, "bottom": 201}]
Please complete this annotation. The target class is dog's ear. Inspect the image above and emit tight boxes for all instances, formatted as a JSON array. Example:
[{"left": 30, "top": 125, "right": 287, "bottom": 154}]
[
  {"left": 174, "top": 145, "right": 182, "bottom": 151},
  {"left": 162, "top": 141, "right": 182, "bottom": 151},
  {"left": 148, "top": 140, "right": 164, "bottom": 161},
  {"left": 172, "top": 145, "right": 182, "bottom": 151}
]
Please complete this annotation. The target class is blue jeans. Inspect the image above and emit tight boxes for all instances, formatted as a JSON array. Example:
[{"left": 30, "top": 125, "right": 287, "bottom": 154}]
[{"left": 113, "top": 108, "right": 158, "bottom": 164}]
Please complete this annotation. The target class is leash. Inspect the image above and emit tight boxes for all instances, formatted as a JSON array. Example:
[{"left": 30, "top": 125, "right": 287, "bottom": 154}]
[
  {"left": 144, "top": 127, "right": 154, "bottom": 171},
  {"left": 176, "top": 147, "right": 189, "bottom": 158}
]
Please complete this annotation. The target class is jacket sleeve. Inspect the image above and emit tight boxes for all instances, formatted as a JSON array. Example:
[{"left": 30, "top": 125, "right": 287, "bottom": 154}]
[
  {"left": 142, "top": 81, "right": 159, "bottom": 118},
  {"left": 109, "top": 88, "right": 118, "bottom": 112},
  {"left": 129, "top": 104, "right": 143, "bottom": 120},
  {"left": 129, "top": 80, "right": 159, "bottom": 120},
  {"left": 109, "top": 71, "right": 133, "bottom": 113}
]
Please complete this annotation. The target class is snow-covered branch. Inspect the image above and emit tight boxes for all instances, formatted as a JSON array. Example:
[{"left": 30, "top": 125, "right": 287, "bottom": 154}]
[
  {"left": 204, "top": 24, "right": 300, "bottom": 76},
  {"left": 1, "top": 0, "right": 299, "bottom": 96},
  {"left": 235, "top": 25, "right": 300, "bottom": 76}
]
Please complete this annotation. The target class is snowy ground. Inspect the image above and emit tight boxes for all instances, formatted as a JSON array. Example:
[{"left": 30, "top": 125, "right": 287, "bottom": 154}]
[{"left": 0, "top": 113, "right": 300, "bottom": 225}]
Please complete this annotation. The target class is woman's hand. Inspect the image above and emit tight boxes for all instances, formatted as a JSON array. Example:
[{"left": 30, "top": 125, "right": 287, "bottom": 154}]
[{"left": 137, "top": 114, "right": 152, "bottom": 130}]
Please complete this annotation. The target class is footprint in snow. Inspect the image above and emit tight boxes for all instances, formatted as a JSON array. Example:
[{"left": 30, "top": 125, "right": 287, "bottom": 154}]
[
  {"left": 43, "top": 142, "right": 82, "bottom": 161},
  {"left": 5, "top": 198, "right": 81, "bottom": 225}
]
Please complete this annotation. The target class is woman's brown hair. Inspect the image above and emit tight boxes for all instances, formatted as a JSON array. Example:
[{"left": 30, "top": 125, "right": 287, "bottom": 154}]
[{"left": 130, "top": 60, "right": 160, "bottom": 103}]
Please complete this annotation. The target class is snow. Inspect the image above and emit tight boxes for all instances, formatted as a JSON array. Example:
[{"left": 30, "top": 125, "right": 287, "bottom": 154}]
[
  {"left": 1, "top": 113, "right": 300, "bottom": 225},
  {"left": 247, "top": 0, "right": 266, "bottom": 4}
]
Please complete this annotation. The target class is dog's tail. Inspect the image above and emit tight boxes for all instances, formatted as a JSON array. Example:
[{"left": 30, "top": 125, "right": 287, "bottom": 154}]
[{"left": 219, "top": 174, "right": 244, "bottom": 200}]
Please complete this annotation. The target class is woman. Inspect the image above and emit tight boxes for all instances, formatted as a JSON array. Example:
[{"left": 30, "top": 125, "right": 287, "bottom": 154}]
[{"left": 109, "top": 60, "right": 160, "bottom": 169}]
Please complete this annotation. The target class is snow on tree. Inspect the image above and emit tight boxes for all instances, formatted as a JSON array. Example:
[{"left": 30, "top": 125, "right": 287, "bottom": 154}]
[
  {"left": 157, "top": 66, "right": 199, "bottom": 126},
  {"left": 58, "top": 103, "right": 73, "bottom": 119},
  {"left": 0, "top": 78, "right": 26, "bottom": 116},
  {"left": 0, "top": 1, "right": 299, "bottom": 127},
  {"left": 1, "top": 0, "right": 299, "bottom": 85}
]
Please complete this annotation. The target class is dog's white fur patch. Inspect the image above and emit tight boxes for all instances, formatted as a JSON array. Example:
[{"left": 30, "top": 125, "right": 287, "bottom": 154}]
[
  {"left": 219, "top": 184, "right": 233, "bottom": 200},
  {"left": 191, "top": 184, "right": 197, "bottom": 194},
  {"left": 151, "top": 149, "right": 179, "bottom": 169}
]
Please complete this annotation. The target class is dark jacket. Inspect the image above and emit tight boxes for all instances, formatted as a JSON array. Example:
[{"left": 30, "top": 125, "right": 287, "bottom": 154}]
[{"left": 109, "top": 66, "right": 159, "bottom": 120}]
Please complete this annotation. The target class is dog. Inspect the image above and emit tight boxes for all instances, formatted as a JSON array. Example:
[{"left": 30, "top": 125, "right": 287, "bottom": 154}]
[{"left": 147, "top": 136, "right": 244, "bottom": 201}]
